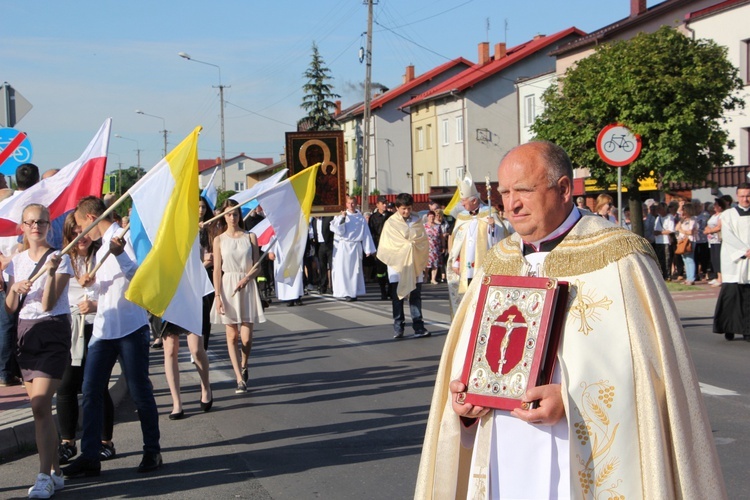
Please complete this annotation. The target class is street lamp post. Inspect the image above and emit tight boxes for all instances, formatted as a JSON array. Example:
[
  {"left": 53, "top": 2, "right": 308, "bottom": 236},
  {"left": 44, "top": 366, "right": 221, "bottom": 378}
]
[
  {"left": 178, "top": 51, "right": 228, "bottom": 191},
  {"left": 114, "top": 134, "right": 141, "bottom": 172},
  {"left": 135, "top": 109, "right": 168, "bottom": 157}
]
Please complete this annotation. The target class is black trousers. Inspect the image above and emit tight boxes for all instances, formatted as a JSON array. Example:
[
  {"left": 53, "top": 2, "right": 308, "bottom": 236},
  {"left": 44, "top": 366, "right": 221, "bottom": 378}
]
[
  {"left": 653, "top": 243, "right": 671, "bottom": 279},
  {"left": 316, "top": 242, "right": 333, "bottom": 292}
]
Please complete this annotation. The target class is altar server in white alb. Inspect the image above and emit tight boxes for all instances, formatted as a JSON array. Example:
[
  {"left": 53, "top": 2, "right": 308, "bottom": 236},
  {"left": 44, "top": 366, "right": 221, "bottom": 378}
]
[
  {"left": 416, "top": 141, "right": 726, "bottom": 499},
  {"left": 330, "top": 196, "right": 376, "bottom": 301},
  {"left": 713, "top": 182, "right": 750, "bottom": 340}
]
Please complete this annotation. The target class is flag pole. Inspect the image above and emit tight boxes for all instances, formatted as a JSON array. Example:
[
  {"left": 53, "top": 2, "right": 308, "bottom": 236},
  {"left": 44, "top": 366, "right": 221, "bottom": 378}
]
[
  {"left": 201, "top": 163, "right": 319, "bottom": 228},
  {"left": 29, "top": 225, "right": 130, "bottom": 284},
  {"left": 231, "top": 235, "right": 277, "bottom": 297},
  {"left": 56, "top": 187, "right": 135, "bottom": 257},
  {"left": 86, "top": 225, "right": 131, "bottom": 278}
]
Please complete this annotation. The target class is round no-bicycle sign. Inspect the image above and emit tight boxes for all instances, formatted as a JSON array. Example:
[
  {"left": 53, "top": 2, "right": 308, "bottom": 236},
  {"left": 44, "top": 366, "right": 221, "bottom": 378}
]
[
  {"left": 596, "top": 123, "right": 641, "bottom": 167},
  {"left": 0, "top": 127, "right": 34, "bottom": 175}
]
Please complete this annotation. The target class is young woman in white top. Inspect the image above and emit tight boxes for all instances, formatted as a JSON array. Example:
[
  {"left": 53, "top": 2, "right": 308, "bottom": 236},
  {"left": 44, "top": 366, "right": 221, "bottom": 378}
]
[
  {"left": 211, "top": 199, "right": 265, "bottom": 394},
  {"left": 6, "top": 204, "right": 72, "bottom": 499}
]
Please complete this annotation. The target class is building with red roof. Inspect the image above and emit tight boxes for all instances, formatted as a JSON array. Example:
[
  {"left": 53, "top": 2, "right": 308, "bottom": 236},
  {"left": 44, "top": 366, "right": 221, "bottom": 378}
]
[
  {"left": 198, "top": 153, "right": 275, "bottom": 192},
  {"left": 335, "top": 58, "right": 472, "bottom": 195},
  {"left": 399, "top": 28, "right": 584, "bottom": 194}
]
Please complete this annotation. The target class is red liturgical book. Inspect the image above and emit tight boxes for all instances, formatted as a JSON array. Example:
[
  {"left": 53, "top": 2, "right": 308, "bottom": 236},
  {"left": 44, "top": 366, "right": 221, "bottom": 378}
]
[{"left": 457, "top": 275, "right": 568, "bottom": 411}]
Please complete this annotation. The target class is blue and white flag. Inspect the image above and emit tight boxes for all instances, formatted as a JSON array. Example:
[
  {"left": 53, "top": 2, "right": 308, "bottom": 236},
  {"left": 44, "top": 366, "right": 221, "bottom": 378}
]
[{"left": 201, "top": 167, "right": 219, "bottom": 211}]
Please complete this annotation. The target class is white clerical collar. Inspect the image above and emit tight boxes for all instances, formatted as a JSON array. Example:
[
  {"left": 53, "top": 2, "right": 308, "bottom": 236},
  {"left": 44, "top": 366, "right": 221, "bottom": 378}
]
[
  {"left": 738, "top": 204, "right": 750, "bottom": 212},
  {"left": 527, "top": 206, "right": 581, "bottom": 250}
]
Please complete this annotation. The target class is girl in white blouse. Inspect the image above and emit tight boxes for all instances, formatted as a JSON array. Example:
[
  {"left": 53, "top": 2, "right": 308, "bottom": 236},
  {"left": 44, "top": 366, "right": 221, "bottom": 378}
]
[{"left": 5, "top": 203, "right": 72, "bottom": 498}]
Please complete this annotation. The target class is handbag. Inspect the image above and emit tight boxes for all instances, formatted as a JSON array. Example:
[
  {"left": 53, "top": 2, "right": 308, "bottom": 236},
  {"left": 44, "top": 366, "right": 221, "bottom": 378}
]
[{"left": 675, "top": 237, "right": 692, "bottom": 255}]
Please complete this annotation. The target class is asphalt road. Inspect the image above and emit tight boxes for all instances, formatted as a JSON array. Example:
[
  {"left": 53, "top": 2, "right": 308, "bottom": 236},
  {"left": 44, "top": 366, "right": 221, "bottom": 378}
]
[{"left": 0, "top": 284, "right": 747, "bottom": 499}]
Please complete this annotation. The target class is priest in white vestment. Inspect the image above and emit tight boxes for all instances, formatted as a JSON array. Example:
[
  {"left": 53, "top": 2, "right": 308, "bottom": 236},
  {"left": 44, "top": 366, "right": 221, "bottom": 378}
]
[
  {"left": 447, "top": 172, "right": 511, "bottom": 315},
  {"left": 713, "top": 182, "right": 750, "bottom": 340},
  {"left": 330, "top": 196, "right": 376, "bottom": 301},
  {"left": 415, "top": 142, "right": 726, "bottom": 499}
]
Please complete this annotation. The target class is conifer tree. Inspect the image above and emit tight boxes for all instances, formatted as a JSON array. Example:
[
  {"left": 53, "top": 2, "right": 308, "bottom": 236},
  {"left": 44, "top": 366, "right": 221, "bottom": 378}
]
[{"left": 300, "top": 42, "right": 341, "bottom": 131}]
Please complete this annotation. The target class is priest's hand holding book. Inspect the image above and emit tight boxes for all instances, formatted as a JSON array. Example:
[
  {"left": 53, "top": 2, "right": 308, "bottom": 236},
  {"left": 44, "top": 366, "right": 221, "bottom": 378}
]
[{"left": 452, "top": 379, "right": 565, "bottom": 426}]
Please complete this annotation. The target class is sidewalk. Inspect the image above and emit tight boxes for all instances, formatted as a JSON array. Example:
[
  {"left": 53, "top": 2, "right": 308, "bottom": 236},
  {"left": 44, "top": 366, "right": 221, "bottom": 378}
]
[
  {"left": 0, "top": 360, "right": 129, "bottom": 459},
  {"left": 0, "top": 284, "right": 722, "bottom": 460}
]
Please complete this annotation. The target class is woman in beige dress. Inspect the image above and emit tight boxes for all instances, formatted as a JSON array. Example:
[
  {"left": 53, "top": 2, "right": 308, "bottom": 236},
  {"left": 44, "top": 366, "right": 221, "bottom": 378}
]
[{"left": 211, "top": 199, "right": 265, "bottom": 394}]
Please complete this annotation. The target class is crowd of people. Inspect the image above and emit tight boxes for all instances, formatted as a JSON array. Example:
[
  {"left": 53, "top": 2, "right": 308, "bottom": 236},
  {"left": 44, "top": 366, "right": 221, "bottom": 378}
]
[{"left": 1, "top": 153, "right": 748, "bottom": 498}]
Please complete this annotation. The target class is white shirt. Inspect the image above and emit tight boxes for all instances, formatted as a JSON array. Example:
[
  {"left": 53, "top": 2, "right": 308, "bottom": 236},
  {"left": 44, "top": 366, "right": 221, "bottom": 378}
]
[
  {"left": 7, "top": 250, "right": 72, "bottom": 320},
  {"left": 654, "top": 214, "right": 675, "bottom": 245},
  {"left": 92, "top": 222, "right": 148, "bottom": 339}
]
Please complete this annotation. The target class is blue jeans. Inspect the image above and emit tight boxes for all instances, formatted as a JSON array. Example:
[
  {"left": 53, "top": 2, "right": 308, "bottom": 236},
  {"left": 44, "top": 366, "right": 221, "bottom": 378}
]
[
  {"left": 683, "top": 250, "right": 696, "bottom": 282},
  {"left": 81, "top": 326, "right": 160, "bottom": 460},
  {"left": 0, "top": 290, "right": 18, "bottom": 381},
  {"left": 391, "top": 282, "right": 425, "bottom": 334}
]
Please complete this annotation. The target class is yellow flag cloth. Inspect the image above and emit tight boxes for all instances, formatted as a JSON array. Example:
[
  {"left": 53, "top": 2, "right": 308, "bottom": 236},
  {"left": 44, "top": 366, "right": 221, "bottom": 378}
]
[{"left": 377, "top": 215, "right": 429, "bottom": 299}]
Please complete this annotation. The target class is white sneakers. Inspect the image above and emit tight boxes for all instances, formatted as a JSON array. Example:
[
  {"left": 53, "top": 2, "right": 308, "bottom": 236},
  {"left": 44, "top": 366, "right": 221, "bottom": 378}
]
[{"left": 28, "top": 471, "right": 64, "bottom": 499}]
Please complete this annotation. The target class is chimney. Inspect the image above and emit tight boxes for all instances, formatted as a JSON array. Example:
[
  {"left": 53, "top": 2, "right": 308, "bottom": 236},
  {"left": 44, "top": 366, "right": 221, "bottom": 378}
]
[
  {"left": 493, "top": 42, "right": 507, "bottom": 60},
  {"left": 334, "top": 100, "right": 342, "bottom": 117},
  {"left": 478, "top": 42, "right": 490, "bottom": 65},
  {"left": 630, "top": 0, "right": 647, "bottom": 16},
  {"left": 403, "top": 65, "right": 415, "bottom": 84}
]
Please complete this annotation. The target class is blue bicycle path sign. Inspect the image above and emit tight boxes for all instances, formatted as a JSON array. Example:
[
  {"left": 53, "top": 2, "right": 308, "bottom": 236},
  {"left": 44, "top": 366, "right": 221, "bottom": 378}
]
[{"left": 0, "top": 127, "right": 34, "bottom": 175}]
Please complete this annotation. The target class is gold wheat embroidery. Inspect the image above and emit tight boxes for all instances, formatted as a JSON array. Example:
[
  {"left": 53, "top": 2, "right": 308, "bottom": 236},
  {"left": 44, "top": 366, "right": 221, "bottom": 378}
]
[{"left": 575, "top": 381, "right": 623, "bottom": 498}]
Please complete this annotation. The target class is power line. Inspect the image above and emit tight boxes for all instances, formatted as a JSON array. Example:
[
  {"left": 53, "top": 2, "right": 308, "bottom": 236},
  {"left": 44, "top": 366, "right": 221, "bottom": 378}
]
[{"left": 225, "top": 100, "right": 295, "bottom": 127}]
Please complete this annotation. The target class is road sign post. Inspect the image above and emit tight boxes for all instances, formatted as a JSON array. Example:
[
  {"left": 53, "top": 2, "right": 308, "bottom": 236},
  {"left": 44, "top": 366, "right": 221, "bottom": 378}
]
[
  {"left": 0, "top": 83, "right": 33, "bottom": 128},
  {"left": 0, "top": 128, "right": 34, "bottom": 175},
  {"left": 596, "top": 124, "right": 642, "bottom": 227}
]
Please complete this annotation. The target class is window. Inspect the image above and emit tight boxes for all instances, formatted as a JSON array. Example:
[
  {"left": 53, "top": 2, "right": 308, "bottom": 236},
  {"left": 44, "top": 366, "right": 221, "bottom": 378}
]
[
  {"left": 234, "top": 181, "right": 245, "bottom": 191},
  {"left": 344, "top": 141, "right": 349, "bottom": 162},
  {"left": 742, "top": 39, "right": 750, "bottom": 85},
  {"left": 442, "top": 119, "right": 449, "bottom": 146},
  {"left": 456, "top": 116, "right": 464, "bottom": 143},
  {"left": 419, "top": 173, "right": 425, "bottom": 193},
  {"left": 524, "top": 95, "right": 536, "bottom": 127},
  {"left": 416, "top": 127, "right": 425, "bottom": 151},
  {"left": 426, "top": 124, "right": 433, "bottom": 149},
  {"left": 443, "top": 168, "right": 450, "bottom": 186},
  {"left": 238, "top": 161, "right": 245, "bottom": 171},
  {"left": 456, "top": 166, "right": 465, "bottom": 180}
]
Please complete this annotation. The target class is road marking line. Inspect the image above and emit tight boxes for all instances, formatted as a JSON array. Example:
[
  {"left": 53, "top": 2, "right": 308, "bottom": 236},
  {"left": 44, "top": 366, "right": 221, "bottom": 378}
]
[
  {"left": 338, "top": 338, "right": 377, "bottom": 352},
  {"left": 699, "top": 383, "right": 739, "bottom": 396}
]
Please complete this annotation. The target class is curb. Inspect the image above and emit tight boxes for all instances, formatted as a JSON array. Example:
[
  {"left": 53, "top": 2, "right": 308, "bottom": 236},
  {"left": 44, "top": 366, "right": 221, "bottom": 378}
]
[{"left": 0, "top": 362, "right": 128, "bottom": 460}]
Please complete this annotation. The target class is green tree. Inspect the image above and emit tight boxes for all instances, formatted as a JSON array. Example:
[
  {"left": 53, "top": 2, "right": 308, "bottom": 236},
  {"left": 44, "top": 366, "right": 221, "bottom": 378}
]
[
  {"left": 300, "top": 42, "right": 341, "bottom": 131},
  {"left": 112, "top": 166, "right": 146, "bottom": 216},
  {"left": 532, "top": 26, "right": 744, "bottom": 234},
  {"left": 216, "top": 189, "right": 236, "bottom": 210}
]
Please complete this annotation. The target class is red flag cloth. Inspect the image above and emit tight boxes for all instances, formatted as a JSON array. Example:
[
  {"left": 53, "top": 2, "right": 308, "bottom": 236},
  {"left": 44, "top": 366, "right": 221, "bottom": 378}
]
[
  {"left": 0, "top": 119, "right": 110, "bottom": 236},
  {"left": 249, "top": 217, "right": 275, "bottom": 247}
]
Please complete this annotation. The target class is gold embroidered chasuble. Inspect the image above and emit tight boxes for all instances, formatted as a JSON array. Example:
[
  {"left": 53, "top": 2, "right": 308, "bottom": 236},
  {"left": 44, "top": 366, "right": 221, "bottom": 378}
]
[
  {"left": 447, "top": 206, "right": 504, "bottom": 314},
  {"left": 415, "top": 215, "right": 726, "bottom": 499},
  {"left": 377, "top": 214, "right": 429, "bottom": 300}
]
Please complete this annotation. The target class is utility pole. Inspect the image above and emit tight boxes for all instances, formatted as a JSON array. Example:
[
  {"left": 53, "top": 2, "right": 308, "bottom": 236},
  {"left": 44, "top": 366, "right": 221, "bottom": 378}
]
[
  {"left": 219, "top": 84, "right": 226, "bottom": 192},
  {"left": 361, "top": 0, "right": 375, "bottom": 213}
]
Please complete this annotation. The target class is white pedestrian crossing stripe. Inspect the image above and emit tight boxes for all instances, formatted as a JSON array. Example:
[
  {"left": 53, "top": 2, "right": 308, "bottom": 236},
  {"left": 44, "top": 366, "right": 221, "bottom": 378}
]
[{"left": 699, "top": 383, "right": 739, "bottom": 396}]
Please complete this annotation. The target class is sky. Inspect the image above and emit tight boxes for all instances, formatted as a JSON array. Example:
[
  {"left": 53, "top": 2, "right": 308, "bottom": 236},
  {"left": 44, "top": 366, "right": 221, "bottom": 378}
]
[{"left": 1, "top": 0, "right": 663, "bottom": 176}]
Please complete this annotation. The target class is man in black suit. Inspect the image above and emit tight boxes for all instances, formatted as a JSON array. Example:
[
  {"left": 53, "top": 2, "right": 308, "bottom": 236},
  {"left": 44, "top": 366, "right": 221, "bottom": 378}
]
[
  {"left": 368, "top": 196, "right": 393, "bottom": 300},
  {"left": 311, "top": 216, "right": 335, "bottom": 294}
]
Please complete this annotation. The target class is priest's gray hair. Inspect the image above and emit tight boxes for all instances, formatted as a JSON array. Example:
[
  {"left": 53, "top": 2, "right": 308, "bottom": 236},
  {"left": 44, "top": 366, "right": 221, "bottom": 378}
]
[
  {"left": 535, "top": 141, "right": 573, "bottom": 187},
  {"left": 501, "top": 141, "right": 573, "bottom": 188}
]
